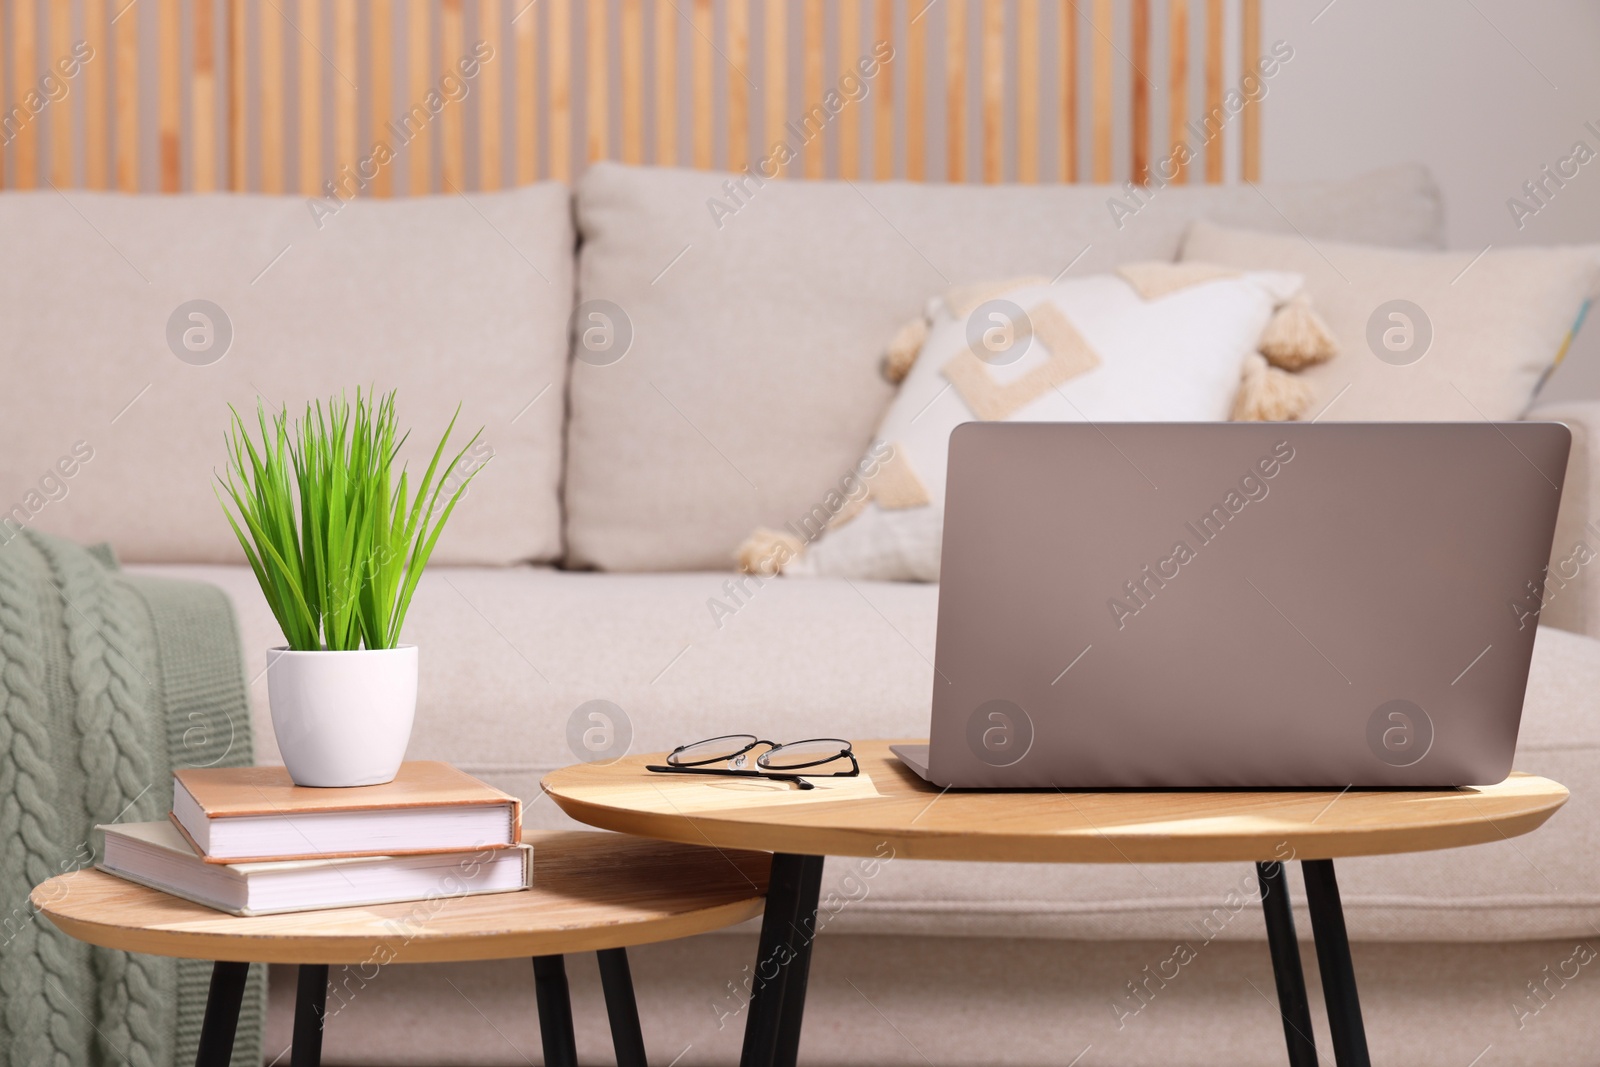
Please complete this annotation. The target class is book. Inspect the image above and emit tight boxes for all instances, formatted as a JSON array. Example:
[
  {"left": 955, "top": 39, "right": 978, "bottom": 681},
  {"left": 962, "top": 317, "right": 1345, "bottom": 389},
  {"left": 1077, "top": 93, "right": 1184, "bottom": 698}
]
[
  {"left": 172, "top": 761, "right": 522, "bottom": 863},
  {"left": 99, "top": 821, "right": 532, "bottom": 917}
]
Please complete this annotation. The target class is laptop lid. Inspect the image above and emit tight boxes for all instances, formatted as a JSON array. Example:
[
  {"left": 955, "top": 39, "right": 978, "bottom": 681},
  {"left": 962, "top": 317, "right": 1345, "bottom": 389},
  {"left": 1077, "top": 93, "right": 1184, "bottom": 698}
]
[{"left": 928, "top": 422, "right": 1570, "bottom": 789}]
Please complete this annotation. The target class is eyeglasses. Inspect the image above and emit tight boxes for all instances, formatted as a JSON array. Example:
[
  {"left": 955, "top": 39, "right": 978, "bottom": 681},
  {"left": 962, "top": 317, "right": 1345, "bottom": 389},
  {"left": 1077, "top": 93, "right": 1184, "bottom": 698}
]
[{"left": 646, "top": 735, "right": 858, "bottom": 791}]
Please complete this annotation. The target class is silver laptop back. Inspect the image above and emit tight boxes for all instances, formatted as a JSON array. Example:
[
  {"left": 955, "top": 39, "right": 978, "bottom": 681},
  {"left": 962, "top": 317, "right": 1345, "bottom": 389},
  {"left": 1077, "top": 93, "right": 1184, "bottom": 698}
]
[{"left": 926, "top": 422, "right": 1570, "bottom": 789}]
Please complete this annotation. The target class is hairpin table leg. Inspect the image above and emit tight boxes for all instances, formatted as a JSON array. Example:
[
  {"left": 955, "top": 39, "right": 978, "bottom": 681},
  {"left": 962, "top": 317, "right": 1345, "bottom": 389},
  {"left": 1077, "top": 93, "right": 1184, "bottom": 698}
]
[
  {"left": 597, "top": 946, "right": 648, "bottom": 1067},
  {"left": 1257, "top": 862, "right": 1319, "bottom": 1067},
  {"left": 194, "top": 960, "right": 250, "bottom": 1067},
  {"left": 532, "top": 954, "right": 579, "bottom": 1067},
  {"left": 739, "top": 852, "right": 826, "bottom": 1067},
  {"left": 1302, "top": 859, "right": 1371, "bottom": 1067}
]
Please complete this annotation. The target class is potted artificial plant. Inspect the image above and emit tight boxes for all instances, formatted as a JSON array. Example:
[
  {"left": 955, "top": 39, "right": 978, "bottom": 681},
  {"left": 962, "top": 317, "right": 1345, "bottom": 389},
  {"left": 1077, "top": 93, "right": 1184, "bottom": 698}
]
[{"left": 219, "top": 389, "right": 483, "bottom": 787}]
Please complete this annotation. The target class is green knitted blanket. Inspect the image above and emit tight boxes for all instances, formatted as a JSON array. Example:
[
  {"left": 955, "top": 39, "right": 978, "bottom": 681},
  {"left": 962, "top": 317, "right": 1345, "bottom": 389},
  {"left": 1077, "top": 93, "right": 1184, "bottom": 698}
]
[{"left": 0, "top": 531, "right": 265, "bottom": 1067}]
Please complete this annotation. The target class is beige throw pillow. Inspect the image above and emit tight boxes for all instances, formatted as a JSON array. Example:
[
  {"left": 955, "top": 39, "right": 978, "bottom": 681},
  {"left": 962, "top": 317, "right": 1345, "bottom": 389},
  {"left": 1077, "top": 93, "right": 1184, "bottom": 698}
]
[{"left": 1181, "top": 221, "right": 1599, "bottom": 421}]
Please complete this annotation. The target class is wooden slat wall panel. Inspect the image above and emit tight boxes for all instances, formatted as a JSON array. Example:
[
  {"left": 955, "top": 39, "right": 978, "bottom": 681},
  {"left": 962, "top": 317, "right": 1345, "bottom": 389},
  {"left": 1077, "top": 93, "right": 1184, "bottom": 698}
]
[
  {"left": 1168, "top": 0, "right": 1188, "bottom": 185},
  {"left": 1241, "top": 0, "right": 1261, "bottom": 181},
  {"left": 370, "top": 0, "right": 395, "bottom": 195},
  {"left": 86, "top": 0, "right": 110, "bottom": 189},
  {"left": 515, "top": 1, "right": 536, "bottom": 183},
  {"left": 194, "top": 0, "right": 220, "bottom": 191},
  {"left": 873, "top": 0, "right": 893, "bottom": 179},
  {"left": 50, "top": 0, "right": 73, "bottom": 185},
  {"left": 726, "top": 0, "right": 748, "bottom": 172},
  {"left": 620, "top": 0, "right": 644, "bottom": 165},
  {"left": 691, "top": 0, "right": 712, "bottom": 168},
  {"left": 115, "top": 0, "right": 139, "bottom": 190},
  {"left": 1090, "top": 0, "right": 1111, "bottom": 183},
  {"left": 944, "top": 0, "right": 964, "bottom": 182},
  {"left": 14, "top": 0, "right": 39, "bottom": 187},
  {"left": 980, "top": 0, "right": 1001, "bottom": 183},
  {"left": 12, "top": 0, "right": 1261, "bottom": 194},
  {"left": 837, "top": 0, "right": 860, "bottom": 179},
  {"left": 299, "top": 0, "right": 323, "bottom": 195},
  {"left": 764, "top": 0, "right": 784, "bottom": 175}
]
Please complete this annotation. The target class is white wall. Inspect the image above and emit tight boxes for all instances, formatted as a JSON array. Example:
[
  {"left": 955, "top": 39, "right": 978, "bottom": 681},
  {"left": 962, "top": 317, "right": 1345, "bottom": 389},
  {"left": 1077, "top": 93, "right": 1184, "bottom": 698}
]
[{"left": 1262, "top": 0, "right": 1600, "bottom": 401}]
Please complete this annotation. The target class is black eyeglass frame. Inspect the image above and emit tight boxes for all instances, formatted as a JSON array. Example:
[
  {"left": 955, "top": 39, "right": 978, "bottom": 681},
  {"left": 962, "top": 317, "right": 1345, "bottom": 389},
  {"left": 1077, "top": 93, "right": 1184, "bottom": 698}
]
[{"left": 645, "top": 735, "right": 859, "bottom": 791}]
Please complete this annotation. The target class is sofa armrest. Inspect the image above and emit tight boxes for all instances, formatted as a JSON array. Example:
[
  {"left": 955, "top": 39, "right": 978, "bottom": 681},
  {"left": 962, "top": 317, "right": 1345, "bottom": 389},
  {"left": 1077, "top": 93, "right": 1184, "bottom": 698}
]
[{"left": 1526, "top": 400, "right": 1600, "bottom": 638}]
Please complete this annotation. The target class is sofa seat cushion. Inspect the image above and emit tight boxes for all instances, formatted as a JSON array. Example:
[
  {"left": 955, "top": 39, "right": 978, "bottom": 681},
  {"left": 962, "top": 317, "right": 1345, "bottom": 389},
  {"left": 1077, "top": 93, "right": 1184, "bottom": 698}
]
[
  {"left": 0, "top": 186, "right": 574, "bottom": 566},
  {"left": 566, "top": 162, "right": 1444, "bottom": 571},
  {"left": 133, "top": 563, "right": 1600, "bottom": 943}
]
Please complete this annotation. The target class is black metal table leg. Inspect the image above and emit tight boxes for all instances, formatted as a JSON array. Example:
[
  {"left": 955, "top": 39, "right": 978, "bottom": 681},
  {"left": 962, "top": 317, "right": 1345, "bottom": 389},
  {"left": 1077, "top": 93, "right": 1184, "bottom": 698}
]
[
  {"left": 1256, "top": 862, "right": 1319, "bottom": 1067},
  {"left": 1302, "top": 859, "right": 1371, "bottom": 1067},
  {"left": 532, "top": 954, "right": 580, "bottom": 1067},
  {"left": 597, "top": 947, "right": 648, "bottom": 1067},
  {"left": 290, "top": 963, "right": 329, "bottom": 1067},
  {"left": 739, "top": 852, "right": 826, "bottom": 1067},
  {"left": 194, "top": 960, "right": 250, "bottom": 1067}
]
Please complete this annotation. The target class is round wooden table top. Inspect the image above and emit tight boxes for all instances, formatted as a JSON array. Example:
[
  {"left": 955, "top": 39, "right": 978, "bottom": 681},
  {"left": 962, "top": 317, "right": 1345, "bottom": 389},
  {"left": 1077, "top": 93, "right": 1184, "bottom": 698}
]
[
  {"left": 543, "top": 740, "right": 1569, "bottom": 864},
  {"left": 32, "top": 831, "right": 768, "bottom": 965}
]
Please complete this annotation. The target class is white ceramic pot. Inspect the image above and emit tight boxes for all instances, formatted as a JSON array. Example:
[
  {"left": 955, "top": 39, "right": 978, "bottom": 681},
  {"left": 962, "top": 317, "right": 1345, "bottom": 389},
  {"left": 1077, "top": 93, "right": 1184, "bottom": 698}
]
[{"left": 266, "top": 645, "right": 418, "bottom": 787}]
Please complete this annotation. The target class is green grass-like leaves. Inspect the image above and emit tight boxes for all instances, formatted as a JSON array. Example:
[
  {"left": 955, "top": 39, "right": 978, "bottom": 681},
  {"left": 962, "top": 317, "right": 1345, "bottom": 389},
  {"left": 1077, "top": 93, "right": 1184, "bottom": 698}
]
[{"left": 218, "top": 389, "right": 485, "bottom": 652}]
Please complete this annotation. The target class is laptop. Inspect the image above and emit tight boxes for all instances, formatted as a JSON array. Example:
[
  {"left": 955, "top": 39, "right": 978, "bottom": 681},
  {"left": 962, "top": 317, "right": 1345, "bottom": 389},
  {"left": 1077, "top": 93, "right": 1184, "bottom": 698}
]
[{"left": 893, "top": 422, "right": 1570, "bottom": 789}]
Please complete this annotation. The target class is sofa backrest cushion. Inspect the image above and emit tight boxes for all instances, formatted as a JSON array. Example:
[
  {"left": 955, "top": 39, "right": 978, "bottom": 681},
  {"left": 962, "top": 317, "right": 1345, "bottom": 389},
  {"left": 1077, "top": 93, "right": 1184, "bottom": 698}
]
[
  {"left": 0, "top": 185, "right": 574, "bottom": 565},
  {"left": 565, "top": 162, "right": 1444, "bottom": 571}
]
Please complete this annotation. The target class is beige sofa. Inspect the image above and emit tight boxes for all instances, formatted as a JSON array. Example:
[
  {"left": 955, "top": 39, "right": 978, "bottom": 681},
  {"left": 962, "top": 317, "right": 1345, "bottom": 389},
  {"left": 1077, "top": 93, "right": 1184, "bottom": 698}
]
[{"left": 7, "top": 162, "right": 1600, "bottom": 1066}]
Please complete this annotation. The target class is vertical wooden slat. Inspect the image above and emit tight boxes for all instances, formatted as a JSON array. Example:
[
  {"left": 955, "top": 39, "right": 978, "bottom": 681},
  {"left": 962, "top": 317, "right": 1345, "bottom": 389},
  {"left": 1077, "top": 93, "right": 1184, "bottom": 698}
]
[
  {"left": 691, "top": 0, "right": 713, "bottom": 168},
  {"left": 334, "top": 0, "right": 358, "bottom": 188},
  {"left": 115, "top": 0, "right": 139, "bottom": 190},
  {"left": 1130, "top": 0, "right": 1148, "bottom": 184},
  {"left": 943, "top": 0, "right": 963, "bottom": 182},
  {"left": 620, "top": 0, "right": 645, "bottom": 164},
  {"left": 370, "top": 0, "right": 395, "bottom": 195},
  {"left": 873, "top": 0, "right": 893, "bottom": 179},
  {"left": 980, "top": 0, "right": 1001, "bottom": 183},
  {"left": 1204, "top": 0, "right": 1222, "bottom": 183},
  {"left": 653, "top": 0, "right": 676, "bottom": 165},
  {"left": 1241, "top": 0, "right": 1261, "bottom": 181},
  {"left": 837, "top": 0, "right": 860, "bottom": 178},
  {"left": 50, "top": 0, "right": 74, "bottom": 186},
  {"left": 1090, "top": 0, "right": 1111, "bottom": 183},
  {"left": 801, "top": 0, "right": 822, "bottom": 177},
  {"left": 14, "top": 0, "right": 39, "bottom": 187},
  {"left": 726, "top": 0, "right": 748, "bottom": 171},
  {"left": 906, "top": 0, "right": 926, "bottom": 180},
  {"left": 476, "top": 1, "right": 502, "bottom": 189},
  {"left": 260, "top": 0, "right": 286, "bottom": 192},
  {"left": 193, "top": 0, "right": 219, "bottom": 191},
  {"left": 584, "top": 0, "right": 607, "bottom": 163},
  {"left": 299, "top": 0, "right": 322, "bottom": 195},
  {"left": 1168, "top": 0, "right": 1188, "bottom": 184},
  {"left": 85, "top": 0, "right": 110, "bottom": 189},
  {"left": 1059, "top": 0, "right": 1076, "bottom": 181},
  {"left": 407, "top": 0, "right": 433, "bottom": 192},
  {"left": 159, "top": 0, "right": 181, "bottom": 190},
  {"left": 763, "top": 0, "right": 784, "bottom": 175},
  {"left": 514, "top": 2, "right": 537, "bottom": 182},
  {"left": 441, "top": 0, "right": 466, "bottom": 186},
  {"left": 1015, "top": 0, "right": 1039, "bottom": 183},
  {"left": 548, "top": 0, "right": 571, "bottom": 179},
  {"left": 229, "top": 0, "right": 246, "bottom": 190}
]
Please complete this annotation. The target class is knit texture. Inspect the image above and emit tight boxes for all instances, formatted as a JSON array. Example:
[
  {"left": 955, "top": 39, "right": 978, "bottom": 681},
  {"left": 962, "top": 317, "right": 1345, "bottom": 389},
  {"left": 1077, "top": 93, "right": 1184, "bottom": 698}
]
[{"left": 0, "top": 532, "right": 264, "bottom": 1067}]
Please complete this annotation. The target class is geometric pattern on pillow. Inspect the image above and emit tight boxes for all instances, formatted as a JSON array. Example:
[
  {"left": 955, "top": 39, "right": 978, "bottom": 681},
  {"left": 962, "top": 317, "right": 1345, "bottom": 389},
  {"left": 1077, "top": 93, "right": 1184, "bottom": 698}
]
[
  {"left": 941, "top": 303, "right": 1102, "bottom": 420},
  {"left": 864, "top": 444, "right": 932, "bottom": 509}
]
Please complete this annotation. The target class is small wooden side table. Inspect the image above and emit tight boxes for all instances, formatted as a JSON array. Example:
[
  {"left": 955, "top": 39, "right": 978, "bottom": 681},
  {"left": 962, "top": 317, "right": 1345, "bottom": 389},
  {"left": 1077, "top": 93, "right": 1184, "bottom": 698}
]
[
  {"left": 33, "top": 830, "right": 770, "bottom": 1067},
  {"left": 543, "top": 740, "right": 1570, "bottom": 1067}
]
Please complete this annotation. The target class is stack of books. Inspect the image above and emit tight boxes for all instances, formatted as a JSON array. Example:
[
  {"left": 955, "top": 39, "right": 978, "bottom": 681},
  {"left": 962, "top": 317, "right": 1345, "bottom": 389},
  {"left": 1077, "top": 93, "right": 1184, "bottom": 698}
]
[{"left": 98, "top": 761, "right": 531, "bottom": 916}]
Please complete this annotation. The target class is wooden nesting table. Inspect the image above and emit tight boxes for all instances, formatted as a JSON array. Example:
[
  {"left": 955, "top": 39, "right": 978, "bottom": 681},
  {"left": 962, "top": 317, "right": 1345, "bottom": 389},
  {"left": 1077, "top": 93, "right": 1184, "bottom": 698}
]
[
  {"left": 33, "top": 830, "right": 769, "bottom": 1067},
  {"left": 543, "top": 740, "right": 1570, "bottom": 1067}
]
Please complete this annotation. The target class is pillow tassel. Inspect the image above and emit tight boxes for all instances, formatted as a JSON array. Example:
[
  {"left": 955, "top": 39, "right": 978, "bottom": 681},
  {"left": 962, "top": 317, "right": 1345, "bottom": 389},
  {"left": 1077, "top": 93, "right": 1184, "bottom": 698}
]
[
  {"left": 736, "top": 527, "right": 805, "bottom": 576},
  {"left": 1259, "top": 292, "right": 1339, "bottom": 371},
  {"left": 1232, "top": 352, "right": 1316, "bottom": 422},
  {"left": 882, "top": 316, "right": 930, "bottom": 384}
]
